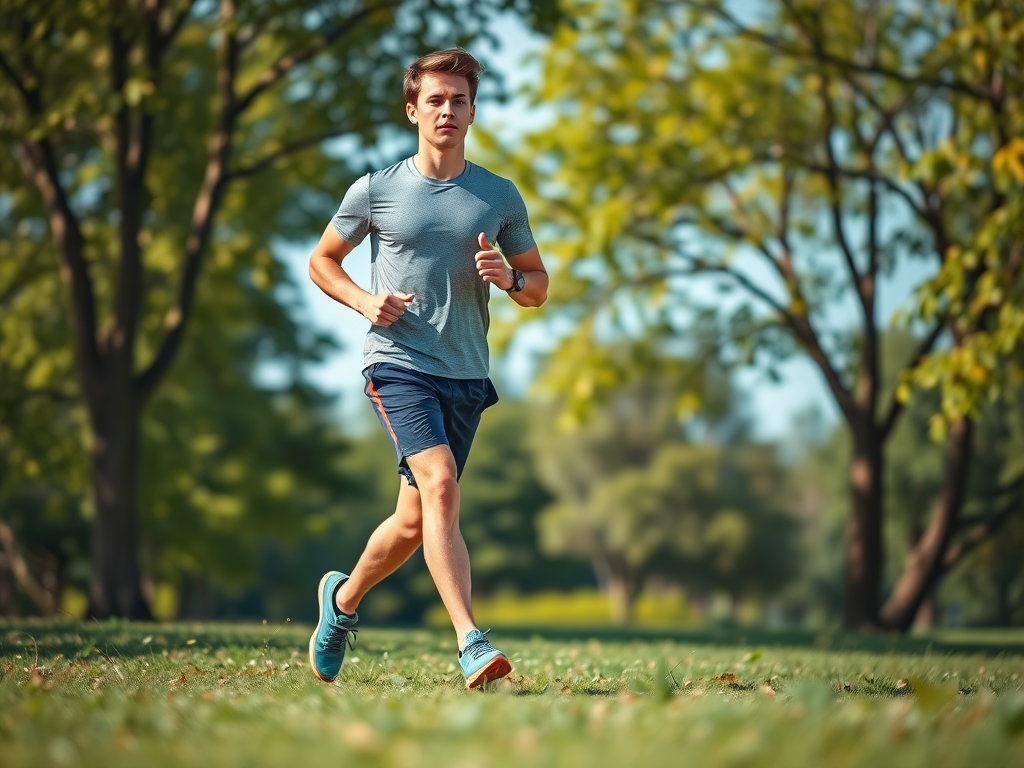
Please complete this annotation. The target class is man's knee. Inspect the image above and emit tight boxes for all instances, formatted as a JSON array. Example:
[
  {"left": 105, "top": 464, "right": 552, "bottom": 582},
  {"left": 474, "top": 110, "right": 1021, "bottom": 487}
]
[{"left": 406, "top": 448, "right": 459, "bottom": 514}]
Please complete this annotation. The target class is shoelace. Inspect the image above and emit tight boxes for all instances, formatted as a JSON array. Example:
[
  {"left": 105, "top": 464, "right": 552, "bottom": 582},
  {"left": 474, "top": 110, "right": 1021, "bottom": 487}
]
[
  {"left": 460, "top": 630, "right": 495, "bottom": 662},
  {"left": 323, "top": 622, "right": 358, "bottom": 654}
]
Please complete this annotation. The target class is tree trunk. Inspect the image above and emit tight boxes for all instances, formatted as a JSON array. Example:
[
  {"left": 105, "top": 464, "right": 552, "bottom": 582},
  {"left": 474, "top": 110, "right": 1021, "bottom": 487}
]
[
  {"left": 0, "top": 565, "right": 14, "bottom": 615},
  {"left": 842, "top": 418, "right": 885, "bottom": 629},
  {"left": 879, "top": 418, "right": 972, "bottom": 630},
  {"left": 592, "top": 553, "right": 641, "bottom": 624},
  {"left": 913, "top": 593, "right": 937, "bottom": 629},
  {"left": 86, "top": 392, "right": 152, "bottom": 620}
]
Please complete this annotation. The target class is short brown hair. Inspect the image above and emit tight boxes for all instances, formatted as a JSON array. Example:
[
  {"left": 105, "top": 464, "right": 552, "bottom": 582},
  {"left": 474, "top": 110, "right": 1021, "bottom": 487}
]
[{"left": 403, "top": 48, "right": 485, "bottom": 106}]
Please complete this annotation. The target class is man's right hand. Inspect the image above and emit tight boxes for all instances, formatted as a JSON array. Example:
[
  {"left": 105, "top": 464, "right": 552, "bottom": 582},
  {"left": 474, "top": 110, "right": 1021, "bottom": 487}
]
[{"left": 360, "top": 291, "right": 415, "bottom": 326}]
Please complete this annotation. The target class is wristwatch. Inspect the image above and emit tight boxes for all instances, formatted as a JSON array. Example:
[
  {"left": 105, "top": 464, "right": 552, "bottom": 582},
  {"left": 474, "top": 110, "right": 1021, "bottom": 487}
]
[{"left": 507, "top": 268, "right": 525, "bottom": 293}]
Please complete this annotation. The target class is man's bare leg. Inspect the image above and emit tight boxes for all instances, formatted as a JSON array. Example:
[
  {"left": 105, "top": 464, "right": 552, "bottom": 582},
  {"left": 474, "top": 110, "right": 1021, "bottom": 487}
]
[
  {"left": 404, "top": 445, "right": 476, "bottom": 644},
  {"left": 334, "top": 480, "right": 423, "bottom": 615}
]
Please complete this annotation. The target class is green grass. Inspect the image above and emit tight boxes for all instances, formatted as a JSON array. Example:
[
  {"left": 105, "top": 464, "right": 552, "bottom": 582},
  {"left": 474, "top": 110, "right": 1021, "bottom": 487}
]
[{"left": 3, "top": 620, "right": 1024, "bottom": 768}]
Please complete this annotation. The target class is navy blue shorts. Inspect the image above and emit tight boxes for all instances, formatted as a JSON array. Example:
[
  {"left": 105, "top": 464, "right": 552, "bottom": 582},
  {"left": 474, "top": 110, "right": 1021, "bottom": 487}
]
[{"left": 362, "top": 362, "right": 499, "bottom": 487}]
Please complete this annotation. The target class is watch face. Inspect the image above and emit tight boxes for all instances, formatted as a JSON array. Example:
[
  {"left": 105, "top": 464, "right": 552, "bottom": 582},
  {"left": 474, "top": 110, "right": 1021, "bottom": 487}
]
[{"left": 514, "top": 271, "right": 526, "bottom": 291}]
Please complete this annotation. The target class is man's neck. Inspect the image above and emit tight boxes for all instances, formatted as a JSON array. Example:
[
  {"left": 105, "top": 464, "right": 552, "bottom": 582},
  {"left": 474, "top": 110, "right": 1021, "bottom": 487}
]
[{"left": 413, "top": 144, "right": 466, "bottom": 180}]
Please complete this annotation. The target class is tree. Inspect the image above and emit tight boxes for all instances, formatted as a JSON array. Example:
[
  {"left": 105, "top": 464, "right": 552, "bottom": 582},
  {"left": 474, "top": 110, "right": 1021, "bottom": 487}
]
[
  {"left": 459, "top": 399, "right": 592, "bottom": 596},
  {"left": 0, "top": 181, "right": 357, "bottom": 619},
  {"left": 794, "top": 332, "right": 1024, "bottom": 627},
  {"left": 531, "top": 376, "right": 799, "bottom": 622},
  {"left": 510, "top": 0, "right": 1024, "bottom": 629},
  {"left": 0, "top": 0, "right": 560, "bottom": 617}
]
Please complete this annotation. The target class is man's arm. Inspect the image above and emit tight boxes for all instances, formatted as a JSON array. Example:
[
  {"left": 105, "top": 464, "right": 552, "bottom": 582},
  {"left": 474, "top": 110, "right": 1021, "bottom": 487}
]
[
  {"left": 474, "top": 234, "right": 549, "bottom": 308},
  {"left": 309, "top": 226, "right": 414, "bottom": 327}
]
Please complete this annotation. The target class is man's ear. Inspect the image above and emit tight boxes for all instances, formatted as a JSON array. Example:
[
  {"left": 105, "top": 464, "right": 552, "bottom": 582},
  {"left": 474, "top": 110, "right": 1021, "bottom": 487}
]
[
  {"left": 406, "top": 101, "right": 417, "bottom": 124},
  {"left": 469, "top": 103, "right": 475, "bottom": 125}
]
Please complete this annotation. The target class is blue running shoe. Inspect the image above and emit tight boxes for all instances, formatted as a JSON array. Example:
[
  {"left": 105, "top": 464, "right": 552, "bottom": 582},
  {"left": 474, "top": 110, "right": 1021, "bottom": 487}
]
[
  {"left": 458, "top": 629, "right": 512, "bottom": 689},
  {"left": 308, "top": 571, "right": 358, "bottom": 682}
]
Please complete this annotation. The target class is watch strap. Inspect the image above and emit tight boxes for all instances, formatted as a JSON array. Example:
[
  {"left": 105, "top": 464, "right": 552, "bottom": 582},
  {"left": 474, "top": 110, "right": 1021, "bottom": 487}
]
[{"left": 507, "top": 268, "right": 525, "bottom": 293}]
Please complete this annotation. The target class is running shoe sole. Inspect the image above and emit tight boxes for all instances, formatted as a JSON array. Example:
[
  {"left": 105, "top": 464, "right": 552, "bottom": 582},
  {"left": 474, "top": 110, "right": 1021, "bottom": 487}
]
[
  {"left": 309, "top": 570, "right": 343, "bottom": 682},
  {"left": 464, "top": 654, "right": 512, "bottom": 689}
]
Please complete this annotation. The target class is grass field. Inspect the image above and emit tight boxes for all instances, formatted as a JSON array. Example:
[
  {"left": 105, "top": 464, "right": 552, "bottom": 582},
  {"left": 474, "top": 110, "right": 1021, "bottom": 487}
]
[{"left": 3, "top": 620, "right": 1024, "bottom": 768}]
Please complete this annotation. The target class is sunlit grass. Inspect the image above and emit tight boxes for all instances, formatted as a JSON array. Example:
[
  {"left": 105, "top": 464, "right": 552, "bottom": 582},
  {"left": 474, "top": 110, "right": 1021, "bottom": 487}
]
[{"left": 2, "top": 620, "right": 1023, "bottom": 767}]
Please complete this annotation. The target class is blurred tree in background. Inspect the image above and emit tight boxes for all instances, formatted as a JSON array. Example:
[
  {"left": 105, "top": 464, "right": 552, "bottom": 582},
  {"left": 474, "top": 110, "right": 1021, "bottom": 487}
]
[
  {"left": 0, "top": 0, "right": 561, "bottom": 618},
  {"left": 793, "top": 332, "right": 1024, "bottom": 627},
  {"left": 511, "top": 0, "right": 1024, "bottom": 630},
  {"left": 532, "top": 373, "right": 800, "bottom": 622}
]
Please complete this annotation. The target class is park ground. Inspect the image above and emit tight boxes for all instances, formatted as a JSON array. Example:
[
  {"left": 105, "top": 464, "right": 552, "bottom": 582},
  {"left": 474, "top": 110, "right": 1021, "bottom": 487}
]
[{"left": 2, "top": 621, "right": 1024, "bottom": 768}]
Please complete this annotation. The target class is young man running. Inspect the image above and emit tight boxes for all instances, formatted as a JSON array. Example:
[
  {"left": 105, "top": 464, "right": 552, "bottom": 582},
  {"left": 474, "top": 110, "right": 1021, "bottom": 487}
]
[{"left": 306, "top": 48, "right": 548, "bottom": 689}]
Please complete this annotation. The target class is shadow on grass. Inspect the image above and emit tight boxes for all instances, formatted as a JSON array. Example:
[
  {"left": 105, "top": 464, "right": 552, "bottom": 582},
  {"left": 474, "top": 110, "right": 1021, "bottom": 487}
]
[
  {"left": 0, "top": 618, "right": 305, "bottom": 661},
  {"left": 2, "top": 618, "right": 1023, "bottom": 661},
  {"left": 485, "top": 624, "right": 1024, "bottom": 657}
]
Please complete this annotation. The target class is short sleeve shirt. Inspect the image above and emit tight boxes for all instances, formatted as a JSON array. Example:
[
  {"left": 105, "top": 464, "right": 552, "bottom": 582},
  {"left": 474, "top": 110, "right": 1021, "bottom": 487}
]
[{"left": 331, "top": 158, "right": 536, "bottom": 379}]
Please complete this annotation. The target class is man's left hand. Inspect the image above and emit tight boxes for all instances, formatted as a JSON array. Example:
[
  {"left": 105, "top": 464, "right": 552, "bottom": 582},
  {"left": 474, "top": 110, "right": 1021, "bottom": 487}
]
[{"left": 474, "top": 232, "right": 512, "bottom": 290}]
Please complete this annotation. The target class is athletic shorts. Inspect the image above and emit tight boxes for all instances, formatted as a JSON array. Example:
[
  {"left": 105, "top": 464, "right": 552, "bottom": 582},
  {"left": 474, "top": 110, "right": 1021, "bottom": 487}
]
[{"left": 362, "top": 362, "right": 499, "bottom": 487}]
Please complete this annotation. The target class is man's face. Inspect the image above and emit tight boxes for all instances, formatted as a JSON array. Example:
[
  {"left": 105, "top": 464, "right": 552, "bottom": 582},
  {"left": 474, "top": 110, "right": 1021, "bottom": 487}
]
[{"left": 406, "top": 72, "right": 475, "bottom": 150}]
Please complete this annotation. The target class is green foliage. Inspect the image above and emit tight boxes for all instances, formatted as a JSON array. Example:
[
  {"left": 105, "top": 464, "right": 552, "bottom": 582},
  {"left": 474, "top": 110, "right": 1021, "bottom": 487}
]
[
  {"left": 2, "top": 621, "right": 1024, "bottom": 768},
  {"left": 506, "top": 0, "right": 1023, "bottom": 424},
  {"left": 496, "top": 0, "right": 1024, "bottom": 629},
  {"left": 531, "top": 377, "right": 800, "bottom": 621},
  {"left": 459, "top": 401, "right": 593, "bottom": 595},
  {"left": 903, "top": 1, "right": 1024, "bottom": 427},
  {"left": 0, "top": 0, "right": 563, "bottom": 614}
]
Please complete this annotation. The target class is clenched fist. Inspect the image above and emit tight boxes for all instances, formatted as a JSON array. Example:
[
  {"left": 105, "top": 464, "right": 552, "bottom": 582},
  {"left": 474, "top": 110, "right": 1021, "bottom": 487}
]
[
  {"left": 361, "top": 291, "right": 415, "bottom": 327},
  {"left": 474, "top": 232, "right": 512, "bottom": 291}
]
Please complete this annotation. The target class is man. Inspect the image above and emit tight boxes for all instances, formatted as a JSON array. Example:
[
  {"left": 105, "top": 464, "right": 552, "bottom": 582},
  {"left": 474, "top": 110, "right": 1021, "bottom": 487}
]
[{"left": 306, "top": 48, "right": 548, "bottom": 689}]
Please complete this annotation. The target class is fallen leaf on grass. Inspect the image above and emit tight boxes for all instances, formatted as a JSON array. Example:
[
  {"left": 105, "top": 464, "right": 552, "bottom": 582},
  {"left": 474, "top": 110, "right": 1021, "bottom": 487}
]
[
  {"left": 714, "top": 673, "right": 738, "bottom": 683},
  {"left": 762, "top": 684, "right": 776, "bottom": 699}
]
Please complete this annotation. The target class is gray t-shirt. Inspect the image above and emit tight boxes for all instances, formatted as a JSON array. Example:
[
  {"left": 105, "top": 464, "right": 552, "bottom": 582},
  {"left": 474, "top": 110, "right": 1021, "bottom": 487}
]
[{"left": 331, "top": 157, "right": 536, "bottom": 379}]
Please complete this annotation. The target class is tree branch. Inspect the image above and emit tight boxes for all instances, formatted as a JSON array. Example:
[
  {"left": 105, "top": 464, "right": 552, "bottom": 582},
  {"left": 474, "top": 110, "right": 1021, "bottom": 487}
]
[
  {"left": 630, "top": 241, "right": 858, "bottom": 424},
  {"left": 136, "top": 0, "right": 239, "bottom": 400},
  {"left": 793, "top": 153, "right": 931, "bottom": 232},
  {"left": 685, "top": 0, "right": 991, "bottom": 101},
  {"left": 817, "top": 74, "right": 865, "bottom": 298},
  {"left": 0, "top": 48, "right": 32, "bottom": 104},
  {"left": 0, "top": 520, "right": 56, "bottom": 616},
  {"left": 879, "top": 317, "right": 946, "bottom": 438},
  {"left": 232, "top": 1, "right": 399, "bottom": 118},
  {"left": 3, "top": 21, "right": 104, "bottom": 404},
  {"left": 161, "top": 0, "right": 198, "bottom": 48},
  {"left": 227, "top": 124, "right": 372, "bottom": 180},
  {"left": 943, "top": 499, "right": 1022, "bottom": 570}
]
